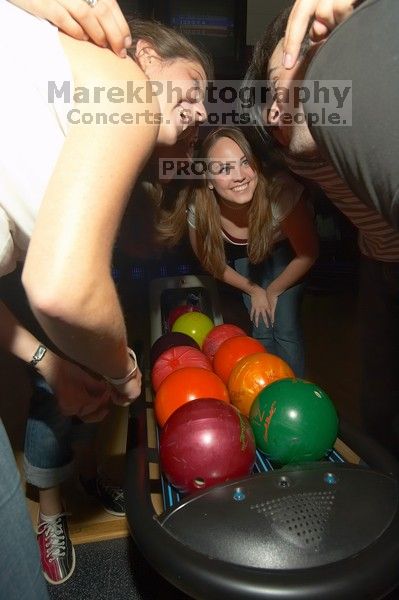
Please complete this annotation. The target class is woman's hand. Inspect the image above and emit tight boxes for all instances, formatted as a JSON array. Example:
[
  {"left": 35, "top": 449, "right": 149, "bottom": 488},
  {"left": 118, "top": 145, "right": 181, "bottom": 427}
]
[
  {"left": 249, "top": 285, "right": 272, "bottom": 328},
  {"left": 283, "top": 0, "right": 356, "bottom": 68},
  {"left": 9, "top": 0, "right": 131, "bottom": 57},
  {"left": 37, "top": 351, "right": 111, "bottom": 422},
  {"left": 265, "top": 286, "right": 280, "bottom": 325}
]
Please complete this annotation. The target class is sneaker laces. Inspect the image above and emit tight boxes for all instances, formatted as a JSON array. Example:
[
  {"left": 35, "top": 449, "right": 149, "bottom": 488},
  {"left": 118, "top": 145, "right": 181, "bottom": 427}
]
[
  {"left": 37, "top": 514, "right": 69, "bottom": 562},
  {"left": 99, "top": 480, "right": 124, "bottom": 502}
]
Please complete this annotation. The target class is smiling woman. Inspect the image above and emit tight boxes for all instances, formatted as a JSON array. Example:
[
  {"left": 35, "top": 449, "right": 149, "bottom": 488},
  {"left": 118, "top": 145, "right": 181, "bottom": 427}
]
[
  {"left": 190, "top": 130, "right": 318, "bottom": 380},
  {"left": 0, "top": 3, "right": 210, "bottom": 402},
  {"left": 158, "top": 126, "right": 318, "bottom": 378}
]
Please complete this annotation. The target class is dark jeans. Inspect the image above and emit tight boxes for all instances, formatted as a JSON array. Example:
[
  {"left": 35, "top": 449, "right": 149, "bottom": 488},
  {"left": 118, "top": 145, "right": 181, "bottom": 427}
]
[
  {"left": 359, "top": 256, "right": 399, "bottom": 457},
  {"left": 305, "top": 0, "right": 399, "bottom": 229}
]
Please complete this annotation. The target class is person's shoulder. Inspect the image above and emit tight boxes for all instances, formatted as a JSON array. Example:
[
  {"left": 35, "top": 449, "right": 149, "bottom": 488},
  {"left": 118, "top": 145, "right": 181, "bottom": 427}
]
[
  {"left": 269, "top": 169, "right": 305, "bottom": 221},
  {"left": 272, "top": 169, "right": 303, "bottom": 190},
  {"left": 272, "top": 169, "right": 304, "bottom": 200},
  {"left": 59, "top": 33, "right": 148, "bottom": 88}
]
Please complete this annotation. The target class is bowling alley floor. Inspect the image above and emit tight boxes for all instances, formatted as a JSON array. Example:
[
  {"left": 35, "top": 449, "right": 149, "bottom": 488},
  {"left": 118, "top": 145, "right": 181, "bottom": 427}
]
[{"left": 1, "top": 249, "right": 397, "bottom": 600}]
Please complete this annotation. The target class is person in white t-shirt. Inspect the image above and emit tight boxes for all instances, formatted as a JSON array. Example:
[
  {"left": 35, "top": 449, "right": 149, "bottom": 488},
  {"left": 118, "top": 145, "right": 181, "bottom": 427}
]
[
  {"left": 186, "top": 127, "right": 318, "bottom": 376},
  {"left": 0, "top": 1, "right": 210, "bottom": 593}
]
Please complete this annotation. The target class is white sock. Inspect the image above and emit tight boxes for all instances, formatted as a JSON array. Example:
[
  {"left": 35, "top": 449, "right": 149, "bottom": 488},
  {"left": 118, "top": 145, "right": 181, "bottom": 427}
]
[{"left": 39, "top": 510, "right": 62, "bottom": 522}]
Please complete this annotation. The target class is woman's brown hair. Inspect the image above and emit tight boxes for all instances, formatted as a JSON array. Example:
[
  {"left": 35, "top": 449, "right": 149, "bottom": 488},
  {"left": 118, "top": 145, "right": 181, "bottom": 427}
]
[
  {"left": 127, "top": 19, "right": 213, "bottom": 80},
  {"left": 194, "top": 127, "right": 275, "bottom": 278}
]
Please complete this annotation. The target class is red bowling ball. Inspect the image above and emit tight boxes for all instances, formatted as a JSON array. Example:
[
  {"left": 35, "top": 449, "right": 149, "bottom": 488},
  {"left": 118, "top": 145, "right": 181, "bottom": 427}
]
[
  {"left": 160, "top": 398, "right": 256, "bottom": 494},
  {"left": 167, "top": 305, "right": 200, "bottom": 330},
  {"left": 151, "top": 346, "right": 212, "bottom": 392},
  {"left": 202, "top": 323, "right": 246, "bottom": 363},
  {"left": 150, "top": 332, "right": 200, "bottom": 367}
]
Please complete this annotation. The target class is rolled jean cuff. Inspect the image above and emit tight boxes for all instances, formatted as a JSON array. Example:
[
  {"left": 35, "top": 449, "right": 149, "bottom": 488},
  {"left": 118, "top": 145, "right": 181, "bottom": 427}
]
[{"left": 24, "top": 456, "right": 74, "bottom": 489}]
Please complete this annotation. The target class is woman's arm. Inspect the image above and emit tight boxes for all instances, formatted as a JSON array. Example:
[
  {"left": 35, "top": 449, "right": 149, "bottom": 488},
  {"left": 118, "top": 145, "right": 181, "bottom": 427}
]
[
  {"left": 0, "top": 300, "right": 110, "bottom": 421},
  {"left": 266, "top": 194, "right": 319, "bottom": 321},
  {"left": 8, "top": 0, "right": 131, "bottom": 57},
  {"left": 22, "top": 40, "right": 157, "bottom": 399},
  {"left": 188, "top": 225, "right": 257, "bottom": 294},
  {"left": 188, "top": 226, "right": 271, "bottom": 327}
]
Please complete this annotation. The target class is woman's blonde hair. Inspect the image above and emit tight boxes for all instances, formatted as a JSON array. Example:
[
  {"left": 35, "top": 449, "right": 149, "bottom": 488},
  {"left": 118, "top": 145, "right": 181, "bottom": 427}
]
[
  {"left": 127, "top": 19, "right": 213, "bottom": 80},
  {"left": 194, "top": 127, "right": 274, "bottom": 278}
]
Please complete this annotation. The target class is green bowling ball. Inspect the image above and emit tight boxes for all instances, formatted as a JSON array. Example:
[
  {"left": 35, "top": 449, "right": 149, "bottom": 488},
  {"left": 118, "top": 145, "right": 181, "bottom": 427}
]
[{"left": 249, "top": 378, "right": 338, "bottom": 465}]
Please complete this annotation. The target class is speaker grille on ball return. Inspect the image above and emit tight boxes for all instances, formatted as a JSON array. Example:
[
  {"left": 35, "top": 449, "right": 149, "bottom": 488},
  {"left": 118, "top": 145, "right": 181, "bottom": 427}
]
[
  {"left": 159, "top": 465, "right": 398, "bottom": 570},
  {"left": 251, "top": 491, "right": 335, "bottom": 551}
]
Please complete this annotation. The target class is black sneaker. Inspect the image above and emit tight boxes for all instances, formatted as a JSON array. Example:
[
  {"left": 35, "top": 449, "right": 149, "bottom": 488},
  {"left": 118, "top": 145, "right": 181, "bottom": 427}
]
[
  {"left": 96, "top": 474, "right": 126, "bottom": 516},
  {"left": 80, "top": 474, "right": 126, "bottom": 517},
  {"left": 37, "top": 512, "right": 76, "bottom": 585}
]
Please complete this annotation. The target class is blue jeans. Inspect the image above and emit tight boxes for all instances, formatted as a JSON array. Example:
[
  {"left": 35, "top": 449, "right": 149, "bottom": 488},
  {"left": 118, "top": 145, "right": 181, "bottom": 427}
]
[
  {"left": 234, "top": 241, "right": 305, "bottom": 377},
  {"left": 24, "top": 374, "right": 97, "bottom": 489},
  {"left": 0, "top": 419, "right": 49, "bottom": 599}
]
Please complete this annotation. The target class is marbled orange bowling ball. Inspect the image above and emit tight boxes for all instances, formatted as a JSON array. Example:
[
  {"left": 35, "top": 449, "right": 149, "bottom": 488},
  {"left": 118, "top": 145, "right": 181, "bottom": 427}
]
[
  {"left": 213, "top": 336, "right": 266, "bottom": 384},
  {"left": 228, "top": 352, "right": 294, "bottom": 416}
]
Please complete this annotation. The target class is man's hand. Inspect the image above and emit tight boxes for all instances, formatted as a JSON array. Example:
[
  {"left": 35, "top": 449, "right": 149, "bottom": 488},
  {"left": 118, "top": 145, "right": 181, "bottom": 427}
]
[
  {"left": 9, "top": 0, "right": 131, "bottom": 57},
  {"left": 283, "top": 0, "right": 356, "bottom": 68},
  {"left": 110, "top": 366, "right": 143, "bottom": 407},
  {"left": 38, "top": 352, "right": 111, "bottom": 422}
]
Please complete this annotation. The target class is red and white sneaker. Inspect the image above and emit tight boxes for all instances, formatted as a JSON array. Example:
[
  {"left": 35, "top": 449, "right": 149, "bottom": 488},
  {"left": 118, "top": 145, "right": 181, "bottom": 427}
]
[{"left": 37, "top": 512, "right": 76, "bottom": 585}]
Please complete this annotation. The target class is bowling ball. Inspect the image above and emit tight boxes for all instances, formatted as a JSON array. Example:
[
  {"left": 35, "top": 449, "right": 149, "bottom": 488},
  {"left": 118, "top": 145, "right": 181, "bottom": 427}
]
[
  {"left": 228, "top": 352, "right": 294, "bottom": 417},
  {"left": 160, "top": 398, "right": 256, "bottom": 494},
  {"left": 249, "top": 378, "right": 339, "bottom": 465},
  {"left": 150, "top": 332, "right": 200, "bottom": 368},
  {"left": 154, "top": 366, "right": 229, "bottom": 427},
  {"left": 167, "top": 305, "right": 200, "bottom": 331},
  {"left": 202, "top": 323, "right": 246, "bottom": 363},
  {"left": 152, "top": 346, "right": 212, "bottom": 392},
  {"left": 213, "top": 335, "right": 266, "bottom": 384},
  {"left": 171, "top": 311, "right": 214, "bottom": 348}
]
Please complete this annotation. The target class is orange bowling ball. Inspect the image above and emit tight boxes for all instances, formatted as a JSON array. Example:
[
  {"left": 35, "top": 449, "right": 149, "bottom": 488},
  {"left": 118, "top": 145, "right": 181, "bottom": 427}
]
[
  {"left": 202, "top": 323, "right": 246, "bottom": 363},
  {"left": 213, "top": 335, "right": 266, "bottom": 384},
  {"left": 228, "top": 352, "right": 295, "bottom": 416},
  {"left": 154, "top": 366, "right": 229, "bottom": 427}
]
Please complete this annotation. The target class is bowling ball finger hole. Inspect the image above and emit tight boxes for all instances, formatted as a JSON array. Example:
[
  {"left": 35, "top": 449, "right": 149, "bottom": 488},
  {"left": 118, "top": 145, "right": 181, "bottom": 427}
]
[{"left": 193, "top": 478, "right": 206, "bottom": 488}]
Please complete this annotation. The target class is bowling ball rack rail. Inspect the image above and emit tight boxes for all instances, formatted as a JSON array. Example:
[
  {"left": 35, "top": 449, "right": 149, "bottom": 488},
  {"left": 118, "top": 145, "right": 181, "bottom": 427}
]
[{"left": 126, "top": 276, "right": 399, "bottom": 600}]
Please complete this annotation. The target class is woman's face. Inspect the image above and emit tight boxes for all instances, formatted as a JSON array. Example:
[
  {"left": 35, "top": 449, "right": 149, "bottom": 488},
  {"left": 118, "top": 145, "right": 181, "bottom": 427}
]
[
  {"left": 207, "top": 137, "right": 258, "bottom": 208},
  {"left": 144, "top": 56, "right": 207, "bottom": 146}
]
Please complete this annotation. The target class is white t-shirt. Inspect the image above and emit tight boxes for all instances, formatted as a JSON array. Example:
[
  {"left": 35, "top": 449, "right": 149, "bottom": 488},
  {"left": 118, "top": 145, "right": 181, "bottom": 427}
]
[
  {"left": 0, "top": 1, "right": 73, "bottom": 277},
  {"left": 187, "top": 171, "right": 304, "bottom": 245}
]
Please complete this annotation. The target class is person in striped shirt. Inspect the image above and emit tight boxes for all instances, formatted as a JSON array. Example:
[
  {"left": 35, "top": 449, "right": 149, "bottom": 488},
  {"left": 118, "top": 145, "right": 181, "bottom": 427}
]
[{"left": 244, "top": 3, "right": 399, "bottom": 459}]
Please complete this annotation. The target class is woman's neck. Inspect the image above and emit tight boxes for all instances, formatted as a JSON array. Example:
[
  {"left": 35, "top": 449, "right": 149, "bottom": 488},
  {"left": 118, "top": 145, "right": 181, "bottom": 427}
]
[{"left": 218, "top": 198, "right": 250, "bottom": 227}]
